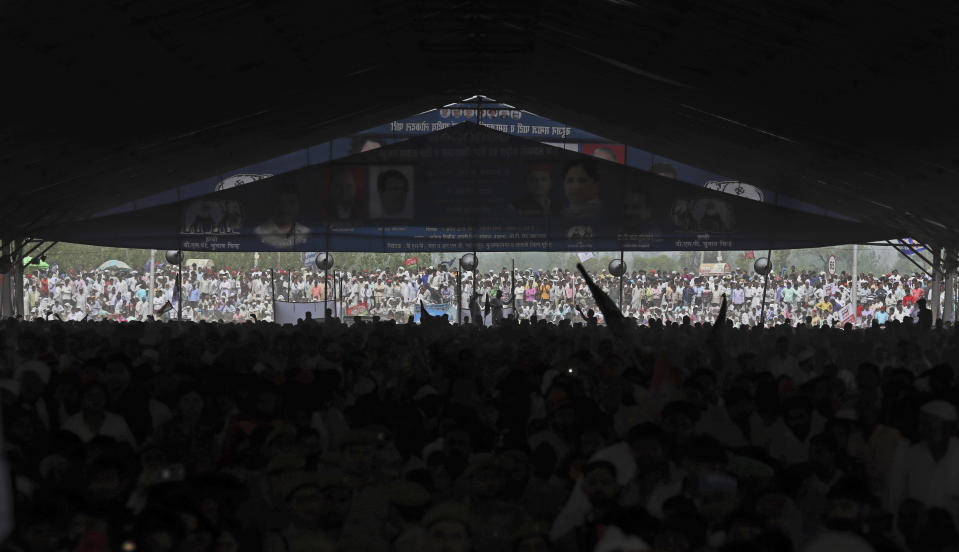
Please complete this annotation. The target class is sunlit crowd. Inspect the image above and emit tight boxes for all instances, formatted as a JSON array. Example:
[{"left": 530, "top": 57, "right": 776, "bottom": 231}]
[{"left": 21, "top": 261, "right": 940, "bottom": 329}]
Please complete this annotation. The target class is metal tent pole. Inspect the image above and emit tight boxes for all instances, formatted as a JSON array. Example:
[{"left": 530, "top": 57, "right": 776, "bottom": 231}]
[
  {"left": 324, "top": 227, "right": 330, "bottom": 320},
  {"left": 0, "top": 241, "right": 11, "bottom": 318},
  {"left": 759, "top": 249, "right": 773, "bottom": 327},
  {"left": 619, "top": 250, "right": 624, "bottom": 311},
  {"left": 19, "top": 240, "right": 46, "bottom": 262},
  {"left": 12, "top": 239, "right": 24, "bottom": 318},
  {"left": 511, "top": 259, "right": 516, "bottom": 315},
  {"left": 943, "top": 247, "right": 956, "bottom": 324},
  {"left": 270, "top": 268, "right": 276, "bottom": 322},
  {"left": 852, "top": 244, "right": 859, "bottom": 326},
  {"left": 149, "top": 249, "right": 156, "bottom": 320},
  {"left": 931, "top": 246, "right": 943, "bottom": 321},
  {"left": 177, "top": 253, "right": 183, "bottom": 322}
]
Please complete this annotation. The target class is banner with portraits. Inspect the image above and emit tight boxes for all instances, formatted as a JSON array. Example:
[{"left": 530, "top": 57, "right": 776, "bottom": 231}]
[
  {"left": 97, "top": 98, "right": 839, "bottom": 221},
  {"left": 33, "top": 123, "right": 898, "bottom": 252}
]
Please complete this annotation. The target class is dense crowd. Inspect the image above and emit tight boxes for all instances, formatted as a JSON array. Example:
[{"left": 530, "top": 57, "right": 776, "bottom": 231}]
[
  {"left": 21, "top": 264, "right": 275, "bottom": 324},
  {"left": 3, "top": 291, "right": 959, "bottom": 552},
  {"left": 21, "top": 261, "right": 942, "bottom": 328}
]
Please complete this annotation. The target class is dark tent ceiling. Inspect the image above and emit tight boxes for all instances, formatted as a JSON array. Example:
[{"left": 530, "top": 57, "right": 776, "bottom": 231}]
[{"left": 3, "top": 0, "right": 958, "bottom": 246}]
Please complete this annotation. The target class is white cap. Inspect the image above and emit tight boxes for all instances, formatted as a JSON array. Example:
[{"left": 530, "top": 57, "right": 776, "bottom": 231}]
[{"left": 921, "top": 400, "right": 958, "bottom": 422}]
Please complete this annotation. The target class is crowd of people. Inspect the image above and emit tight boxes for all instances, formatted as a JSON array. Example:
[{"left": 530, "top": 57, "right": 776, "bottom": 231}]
[
  {"left": 19, "top": 260, "right": 944, "bottom": 329},
  {"left": 4, "top": 265, "right": 959, "bottom": 552},
  {"left": 20, "top": 264, "right": 275, "bottom": 324}
]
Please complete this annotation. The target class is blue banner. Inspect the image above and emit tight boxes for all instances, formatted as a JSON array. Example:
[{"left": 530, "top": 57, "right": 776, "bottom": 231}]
[
  {"left": 94, "top": 98, "right": 848, "bottom": 222},
  {"left": 413, "top": 302, "right": 457, "bottom": 323},
  {"left": 35, "top": 123, "right": 899, "bottom": 252},
  {"left": 897, "top": 238, "right": 927, "bottom": 256}
]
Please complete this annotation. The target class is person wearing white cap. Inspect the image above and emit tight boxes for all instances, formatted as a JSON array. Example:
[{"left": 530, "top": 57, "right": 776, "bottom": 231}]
[{"left": 887, "top": 399, "right": 959, "bottom": 524}]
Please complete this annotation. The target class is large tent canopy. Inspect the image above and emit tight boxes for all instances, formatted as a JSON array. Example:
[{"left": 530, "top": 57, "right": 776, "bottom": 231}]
[{"left": 3, "top": 1, "right": 958, "bottom": 248}]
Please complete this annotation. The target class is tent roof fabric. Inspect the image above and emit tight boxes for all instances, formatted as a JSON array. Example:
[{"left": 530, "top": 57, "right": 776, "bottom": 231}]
[{"left": 2, "top": 1, "right": 957, "bottom": 244}]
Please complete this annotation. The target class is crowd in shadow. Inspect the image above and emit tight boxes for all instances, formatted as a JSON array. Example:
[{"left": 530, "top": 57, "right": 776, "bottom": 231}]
[{"left": 3, "top": 277, "right": 959, "bottom": 551}]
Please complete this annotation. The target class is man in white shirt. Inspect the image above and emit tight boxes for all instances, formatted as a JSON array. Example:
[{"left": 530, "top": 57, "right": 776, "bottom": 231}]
[
  {"left": 349, "top": 279, "right": 361, "bottom": 305},
  {"left": 889, "top": 400, "right": 959, "bottom": 525},
  {"left": 402, "top": 278, "right": 418, "bottom": 304},
  {"left": 67, "top": 306, "right": 85, "bottom": 322},
  {"left": 731, "top": 286, "right": 746, "bottom": 311},
  {"left": 768, "top": 337, "right": 800, "bottom": 381},
  {"left": 62, "top": 382, "right": 137, "bottom": 448},
  {"left": 769, "top": 396, "right": 825, "bottom": 466},
  {"left": 138, "top": 298, "right": 152, "bottom": 321},
  {"left": 814, "top": 286, "right": 825, "bottom": 302},
  {"left": 251, "top": 277, "right": 265, "bottom": 301},
  {"left": 219, "top": 275, "right": 233, "bottom": 298}
]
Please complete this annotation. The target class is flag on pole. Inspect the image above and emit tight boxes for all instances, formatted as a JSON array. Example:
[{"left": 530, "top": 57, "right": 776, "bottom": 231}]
[
  {"left": 577, "top": 252, "right": 595, "bottom": 263},
  {"left": 347, "top": 303, "right": 369, "bottom": 316},
  {"left": 404, "top": 257, "right": 419, "bottom": 266},
  {"left": 839, "top": 303, "right": 856, "bottom": 325},
  {"left": 897, "top": 239, "right": 927, "bottom": 256}
]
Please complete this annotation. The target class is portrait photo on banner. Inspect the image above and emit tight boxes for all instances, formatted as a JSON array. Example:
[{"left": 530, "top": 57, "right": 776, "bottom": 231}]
[
  {"left": 181, "top": 199, "right": 245, "bottom": 235},
  {"left": 253, "top": 179, "right": 313, "bottom": 248},
  {"left": 324, "top": 166, "right": 367, "bottom": 221},
  {"left": 559, "top": 157, "right": 604, "bottom": 219},
  {"left": 369, "top": 165, "right": 415, "bottom": 220},
  {"left": 510, "top": 162, "right": 559, "bottom": 217},
  {"left": 581, "top": 143, "right": 626, "bottom": 164}
]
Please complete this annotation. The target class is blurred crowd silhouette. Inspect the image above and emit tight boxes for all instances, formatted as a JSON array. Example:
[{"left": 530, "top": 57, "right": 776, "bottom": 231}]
[{"left": 3, "top": 300, "right": 959, "bottom": 551}]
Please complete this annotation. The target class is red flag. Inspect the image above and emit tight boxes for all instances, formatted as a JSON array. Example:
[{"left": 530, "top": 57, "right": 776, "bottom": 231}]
[
  {"left": 347, "top": 303, "right": 369, "bottom": 316},
  {"left": 404, "top": 257, "right": 419, "bottom": 266},
  {"left": 744, "top": 251, "right": 755, "bottom": 259}
]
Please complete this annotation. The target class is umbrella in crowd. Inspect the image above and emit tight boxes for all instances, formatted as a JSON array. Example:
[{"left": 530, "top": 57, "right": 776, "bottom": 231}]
[
  {"left": 96, "top": 259, "right": 132, "bottom": 271},
  {"left": 22, "top": 256, "right": 50, "bottom": 270}
]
